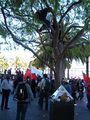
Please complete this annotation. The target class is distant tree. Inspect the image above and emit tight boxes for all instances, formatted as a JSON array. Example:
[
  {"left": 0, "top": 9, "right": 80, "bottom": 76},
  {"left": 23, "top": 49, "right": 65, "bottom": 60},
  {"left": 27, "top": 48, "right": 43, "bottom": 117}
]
[
  {"left": 12, "top": 56, "right": 28, "bottom": 68},
  {"left": 0, "top": 54, "right": 9, "bottom": 73}
]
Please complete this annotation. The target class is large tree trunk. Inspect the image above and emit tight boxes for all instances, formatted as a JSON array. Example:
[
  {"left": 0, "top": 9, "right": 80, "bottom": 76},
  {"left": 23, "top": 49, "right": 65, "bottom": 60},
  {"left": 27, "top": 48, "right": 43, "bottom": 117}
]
[
  {"left": 67, "top": 68, "right": 70, "bottom": 80},
  {"left": 54, "top": 58, "right": 65, "bottom": 89},
  {"left": 86, "top": 56, "right": 89, "bottom": 76}
]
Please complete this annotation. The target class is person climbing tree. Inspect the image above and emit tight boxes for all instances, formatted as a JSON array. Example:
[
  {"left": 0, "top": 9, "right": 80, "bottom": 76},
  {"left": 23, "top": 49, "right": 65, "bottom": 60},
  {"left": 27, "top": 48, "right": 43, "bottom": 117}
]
[{"left": 35, "top": 7, "right": 54, "bottom": 32}]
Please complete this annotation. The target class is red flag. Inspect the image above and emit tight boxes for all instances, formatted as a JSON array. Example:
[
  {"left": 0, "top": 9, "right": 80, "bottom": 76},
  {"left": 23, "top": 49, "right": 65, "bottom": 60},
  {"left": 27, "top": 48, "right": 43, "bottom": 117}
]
[
  {"left": 31, "top": 73, "right": 37, "bottom": 80},
  {"left": 82, "top": 72, "right": 90, "bottom": 84},
  {"left": 24, "top": 68, "right": 32, "bottom": 79}
]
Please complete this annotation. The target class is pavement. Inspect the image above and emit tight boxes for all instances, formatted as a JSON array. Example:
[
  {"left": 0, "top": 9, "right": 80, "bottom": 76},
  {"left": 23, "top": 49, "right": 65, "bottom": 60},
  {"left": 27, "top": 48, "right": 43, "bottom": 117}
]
[
  {"left": 0, "top": 93, "right": 90, "bottom": 120},
  {"left": 0, "top": 94, "right": 49, "bottom": 120},
  {"left": 74, "top": 93, "right": 90, "bottom": 120}
]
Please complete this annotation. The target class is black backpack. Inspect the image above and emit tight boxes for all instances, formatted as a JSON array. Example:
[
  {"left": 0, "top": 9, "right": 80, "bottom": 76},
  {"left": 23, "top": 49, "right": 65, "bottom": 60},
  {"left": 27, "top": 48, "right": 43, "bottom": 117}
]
[
  {"left": 15, "top": 82, "right": 28, "bottom": 101},
  {"left": 44, "top": 78, "right": 50, "bottom": 92}
]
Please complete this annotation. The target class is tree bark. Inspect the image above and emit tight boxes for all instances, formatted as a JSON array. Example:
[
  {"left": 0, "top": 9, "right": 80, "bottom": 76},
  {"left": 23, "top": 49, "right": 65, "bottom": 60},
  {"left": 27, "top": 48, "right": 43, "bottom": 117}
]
[
  {"left": 86, "top": 56, "right": 89, "bottom": 76},
  {"left": 54, "top": 57, "right": 65, "bottom": 89}
]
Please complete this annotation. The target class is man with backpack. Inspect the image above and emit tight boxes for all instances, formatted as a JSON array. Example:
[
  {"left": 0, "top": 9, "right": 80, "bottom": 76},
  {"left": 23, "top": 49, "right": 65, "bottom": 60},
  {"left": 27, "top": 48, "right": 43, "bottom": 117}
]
[
  {"left": 13, "top": 73, "right": 33, "bottom": 120},
  {"left": 38, "top": 74, "right": 50, "bottom": 111}
]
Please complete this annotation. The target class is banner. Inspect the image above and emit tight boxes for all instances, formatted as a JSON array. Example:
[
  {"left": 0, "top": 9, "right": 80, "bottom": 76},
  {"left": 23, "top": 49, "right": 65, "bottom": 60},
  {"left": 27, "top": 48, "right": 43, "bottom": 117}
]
[
  {"left": 51, "top": 85, "right": 73, "bottom": 102},
  {"left": 82, "top": 72, "right": 90, "bottom": 84}
]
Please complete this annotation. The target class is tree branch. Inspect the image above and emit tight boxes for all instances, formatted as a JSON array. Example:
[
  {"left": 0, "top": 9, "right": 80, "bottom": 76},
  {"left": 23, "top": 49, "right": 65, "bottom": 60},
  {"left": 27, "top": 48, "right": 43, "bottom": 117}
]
[
  {"left": 63, "top": 25, "right": 83, "bottom": 39},
  {"left": 70, "top": 41, "right": 90, "bottom": 49},
  {"left": 59, "top": 28, "right": 84, "bottom": 59},
  {"left": 1, "top": 6, "right": 55, "bottom": 72},
  {"left": 60, "top": 0, "right": 82, "bottom": 23}
]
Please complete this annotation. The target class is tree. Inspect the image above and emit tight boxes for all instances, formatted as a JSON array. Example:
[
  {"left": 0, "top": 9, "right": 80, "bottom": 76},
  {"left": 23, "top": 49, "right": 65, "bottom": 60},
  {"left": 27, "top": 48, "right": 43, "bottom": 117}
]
[
  {"left": 0, "top": 54, "right": 9, "bottom": 73},
  {"left": 0, "top": 0, "right": 90, "bottom": 88},
  {"left": 12, "top": 56, "right": 28, "bottom": 68},
  {"left": 32, "top": 39, "right": 90, "bottom": 78}
]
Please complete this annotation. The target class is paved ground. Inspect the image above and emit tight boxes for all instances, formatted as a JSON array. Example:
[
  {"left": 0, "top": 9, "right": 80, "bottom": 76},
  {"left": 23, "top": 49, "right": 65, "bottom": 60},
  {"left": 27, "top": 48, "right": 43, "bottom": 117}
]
[
  {"left": 74, "top": 93, "right": 90, "bottom": 120},
  {"left": 0, "top": 95, "right": 49, "bottom": 120},
  {"left": 0, "top": 93, "right": 90, "bottom": 120}
]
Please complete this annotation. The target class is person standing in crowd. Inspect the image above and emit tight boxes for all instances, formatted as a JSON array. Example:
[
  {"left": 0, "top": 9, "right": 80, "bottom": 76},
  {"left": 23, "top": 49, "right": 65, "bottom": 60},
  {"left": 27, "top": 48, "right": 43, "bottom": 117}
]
[
  {"left": 50, "top": 79, "right": 55, "bottom": 95},
  {"left": 30, "top": 73, "right": 37, "bottom": 98},
  {"left": 1, "top": 75, "right": 12, "bottom": 110},
  {"left": 31, "top": 79, "right": 37, "bottom": 98},
  {"left": 62, "top": 80, "right": 72, "bottom": 95},
  {"left": 25, "top": 76, "right": 31, "bottom": 86},
  {"left": 7, "top": 68, "right": 12, "bottom": 75},
  {"left": 71, "top": 81, "right": 78, "bottom": 105},
  {"left": 13, "top": 73, "right": 33, "bottom": 120},
  {"left": 77, "top": 82, "right": 84, "bottom": 100},
  {"left": 38, "top": 74, "right": 50, "bottom": 111}
]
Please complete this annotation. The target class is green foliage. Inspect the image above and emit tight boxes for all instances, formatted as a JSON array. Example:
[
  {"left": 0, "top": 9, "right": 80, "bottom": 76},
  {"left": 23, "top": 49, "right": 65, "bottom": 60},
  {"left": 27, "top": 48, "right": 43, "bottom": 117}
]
[
  {"left": 0, "top": 25, "right": 8, "bottom": 38},
  {"left": 68, "top": 44, "right": 90, "bottom": 63},
  {"left": 11, "top": 0, "right": 24, "bottom": 8},
  {"left": 31, "top": 44, "right": 53, "bottom": 69},
  {"left": 0, "top": 55, "right": 9, "bottom": 72},
  {"left": 0, "top": 0, "right": 90, "bottom": 83},
  {"left": 50, "top": 0, "right": 60, "bottom": 12}
]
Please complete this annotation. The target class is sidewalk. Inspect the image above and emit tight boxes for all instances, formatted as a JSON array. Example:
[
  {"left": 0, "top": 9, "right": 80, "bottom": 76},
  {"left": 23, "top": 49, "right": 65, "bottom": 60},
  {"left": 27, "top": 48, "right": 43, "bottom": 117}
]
[
  {"left": 0, "top": 95, "right": 49, "bottom": 120},
  {"left": 0, "top": 94, "right": 90, "bottom": 120},
  {"left": 74, "top": 93, "right": 90, "bottom": 120}
]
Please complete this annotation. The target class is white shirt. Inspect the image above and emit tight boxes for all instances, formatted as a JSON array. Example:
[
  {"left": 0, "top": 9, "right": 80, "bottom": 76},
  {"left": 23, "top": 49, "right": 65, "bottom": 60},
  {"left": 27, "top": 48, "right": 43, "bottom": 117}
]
[{"left": 38, "top": 79, "right": 45, "bottom": 90}]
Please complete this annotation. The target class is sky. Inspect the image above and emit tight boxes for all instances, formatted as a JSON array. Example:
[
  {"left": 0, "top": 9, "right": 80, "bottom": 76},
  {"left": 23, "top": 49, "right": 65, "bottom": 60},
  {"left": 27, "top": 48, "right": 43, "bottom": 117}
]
[
  {"left": 0, "top": 36, "right": 34, "bottom": 62},
  {"left": 65, "top": 60, "right": 87, "bottom": 79},
  {"left": 0, "top": 50, "right": 33, "bottom": 62}
]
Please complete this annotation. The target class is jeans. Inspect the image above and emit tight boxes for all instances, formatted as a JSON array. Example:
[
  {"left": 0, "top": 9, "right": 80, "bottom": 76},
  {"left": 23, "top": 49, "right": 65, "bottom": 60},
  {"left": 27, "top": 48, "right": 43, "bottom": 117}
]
[{"left": 16, "top": 102, "right": 28, "bottom": 120}]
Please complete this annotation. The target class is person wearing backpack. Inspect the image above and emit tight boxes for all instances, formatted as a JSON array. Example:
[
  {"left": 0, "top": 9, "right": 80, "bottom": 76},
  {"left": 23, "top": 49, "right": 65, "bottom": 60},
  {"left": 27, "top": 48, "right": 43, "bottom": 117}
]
[
  {"left": 38, "top": 74, "right": 50, "bottom": 111},
  {"left": 13, "top": 74, "right": 33, "bottom": 120}
]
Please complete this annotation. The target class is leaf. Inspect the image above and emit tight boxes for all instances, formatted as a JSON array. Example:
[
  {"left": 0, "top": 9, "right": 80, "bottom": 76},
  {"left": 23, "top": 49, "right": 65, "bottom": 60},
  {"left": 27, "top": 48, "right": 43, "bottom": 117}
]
[
  {"left": 54, "top": 0, "right": 60, "bottom": 12},
  {"left": 29, "top": 0, "right": 36, "bottom": 5},
  {"left": 13, "top": 0, "right": 23, "bottom": 7}
]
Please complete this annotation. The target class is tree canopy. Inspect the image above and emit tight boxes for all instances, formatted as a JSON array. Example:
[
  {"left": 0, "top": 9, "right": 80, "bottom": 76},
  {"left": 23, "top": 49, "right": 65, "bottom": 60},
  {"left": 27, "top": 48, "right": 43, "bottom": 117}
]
[{"left": 0, "top": 0, "right": 90, "bottom": 87}]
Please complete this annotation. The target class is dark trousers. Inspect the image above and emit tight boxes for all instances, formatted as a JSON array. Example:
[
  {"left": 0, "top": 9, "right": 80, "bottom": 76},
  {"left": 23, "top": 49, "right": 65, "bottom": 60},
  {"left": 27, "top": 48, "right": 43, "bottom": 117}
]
[
  {"left": 1, "top": 89, "right": 10, "bottom": 109},
  {"left": 16, "top": 102, "right": 28, "bottom": 120},
  {"left": 38, "top": 90, "right": 49, "bottom": 110},
  {"left": 72, "top": 92, "right": 77, "bottom": 104},
  {"left": 31, "top": 88, "right": 36, "bottom": 98}
]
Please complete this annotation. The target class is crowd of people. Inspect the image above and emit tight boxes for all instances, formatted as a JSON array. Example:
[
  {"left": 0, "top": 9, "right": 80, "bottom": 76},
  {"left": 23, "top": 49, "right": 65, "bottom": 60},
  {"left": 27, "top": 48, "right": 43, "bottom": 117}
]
[
  {"left": 0, "top": 71, "right": 55, "bottom": 120},
  {"left": 0, "top": 71, "right": 90, "bottom": 120},
  {"left": 62, "top": 78, "right": 90, "bottom": 111}
]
